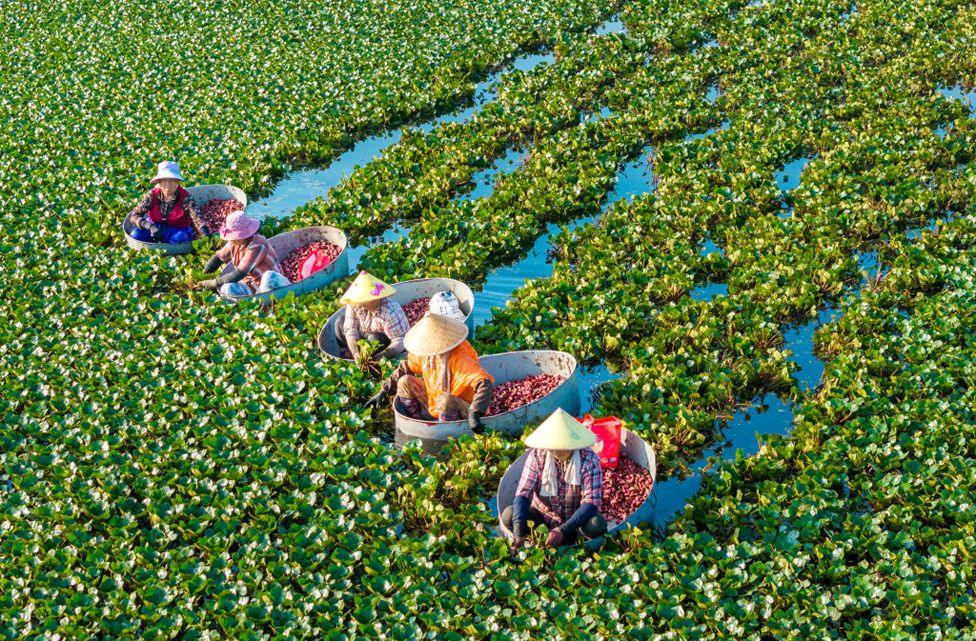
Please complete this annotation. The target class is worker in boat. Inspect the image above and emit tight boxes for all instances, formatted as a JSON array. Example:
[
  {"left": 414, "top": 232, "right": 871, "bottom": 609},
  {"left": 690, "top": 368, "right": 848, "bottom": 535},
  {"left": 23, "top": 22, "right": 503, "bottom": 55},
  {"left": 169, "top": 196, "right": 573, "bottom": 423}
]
[
  {"left": 335, "top": 271, "right": 410, "bottom": 361},
  {"left": 193, "top": 210, "right": 290, "bottom": 295},
  {"left": 127, "top": 160, "right": 210, "bottom": 243},
  {"left": 365, "top": 313, "right": 493, "bottom": 433},
  {"left": 502, "top": 408, "right": 606, "bottom": 549}
]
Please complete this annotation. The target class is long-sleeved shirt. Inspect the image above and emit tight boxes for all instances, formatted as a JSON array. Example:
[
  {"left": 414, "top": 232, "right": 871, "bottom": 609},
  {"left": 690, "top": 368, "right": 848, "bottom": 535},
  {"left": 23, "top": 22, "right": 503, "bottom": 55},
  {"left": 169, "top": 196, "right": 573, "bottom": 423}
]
[
  {"left": 343, "top": 299, "right": 410, "bottom": 354},
  {"left": 128, "top": 189, "right": 205, "bottom": 232},
  {"left": 515, "top": 447, "right": 603, "bottom": 528},
  {"left": 204, "top": 234, "right": 283, "bottom": 290},
  {"left": 381, "top": 341, "right": 494, "bottom": 417}
]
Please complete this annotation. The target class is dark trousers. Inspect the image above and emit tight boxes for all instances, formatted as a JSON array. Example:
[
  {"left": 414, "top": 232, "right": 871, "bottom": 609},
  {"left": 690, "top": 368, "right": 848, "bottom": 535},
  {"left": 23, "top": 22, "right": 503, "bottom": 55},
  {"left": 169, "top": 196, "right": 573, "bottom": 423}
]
[
  {"left": 501, "top": 504, "right": 606, "bottom": 546},
  {"left": 130, "top": 222, "right": 195, "bottom": 244}
]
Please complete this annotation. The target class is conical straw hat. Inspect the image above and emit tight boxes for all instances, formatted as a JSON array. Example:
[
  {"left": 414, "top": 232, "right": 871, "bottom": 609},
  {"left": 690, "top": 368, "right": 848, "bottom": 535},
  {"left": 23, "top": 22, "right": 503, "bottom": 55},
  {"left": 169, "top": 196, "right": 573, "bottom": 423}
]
[
  {"left": 525, "top": 408, "right": 597, "bottom": 451},
  {"left": 403, "top": 312, "right": 469, "bottom": 356},
  {"left": 339, "top": 271, "right": 397, "bottom": 305}
]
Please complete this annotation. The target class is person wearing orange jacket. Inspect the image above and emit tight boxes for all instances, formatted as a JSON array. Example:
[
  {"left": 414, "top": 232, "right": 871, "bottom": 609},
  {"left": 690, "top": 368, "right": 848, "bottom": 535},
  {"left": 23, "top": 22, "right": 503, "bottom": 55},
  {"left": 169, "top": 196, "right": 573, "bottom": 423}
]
[{"left": 365, "top": 313, "right": 493, "bottom": 433}]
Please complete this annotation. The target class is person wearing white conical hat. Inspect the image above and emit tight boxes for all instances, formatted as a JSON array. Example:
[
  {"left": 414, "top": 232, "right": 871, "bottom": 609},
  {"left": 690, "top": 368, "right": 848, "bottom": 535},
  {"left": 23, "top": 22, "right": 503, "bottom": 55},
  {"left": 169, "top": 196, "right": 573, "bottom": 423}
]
[
  {"left": 502, "top": 408, "right": 606, "bottom": 549},
  {"left": 365, "top": 313, "right": 494, "bottom": 432},
  {"left": 127, "top": 160, "right": 210, "bottom": 243},
  {"left": 334, "top": 271, "right": 410, "bottom": 361}
]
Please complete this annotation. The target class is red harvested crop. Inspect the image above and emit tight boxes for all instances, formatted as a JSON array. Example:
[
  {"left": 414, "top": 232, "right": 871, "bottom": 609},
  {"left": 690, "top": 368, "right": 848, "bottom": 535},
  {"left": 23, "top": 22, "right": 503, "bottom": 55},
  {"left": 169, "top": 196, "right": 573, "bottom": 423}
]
[
  {"left": 280, "top": 240, "right": 342, "bottom": 282},
  {"left": 487, "top": 374, "right": 565, "bottom": 416},
  {"left": 600, "top": 455, "right": 653, "bottom": 524},
  {"left": 402, "top": 297, "right": 431, "bottom": 325},
  {"left": 199, "top": 198, "right": 240, "bottom": 233}
]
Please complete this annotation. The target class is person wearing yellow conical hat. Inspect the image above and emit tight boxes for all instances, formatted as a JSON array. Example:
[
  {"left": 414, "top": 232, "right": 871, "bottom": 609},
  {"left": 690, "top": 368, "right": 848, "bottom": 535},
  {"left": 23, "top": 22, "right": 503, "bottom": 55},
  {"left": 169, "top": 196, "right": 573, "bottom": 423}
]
[
  {"left": 365, "top": 312, "right": 494, "bottom": 432},
  {"left": 502, "top": 408, "right": 606, "bottom": 550},
  {"left": 336, "top": 271, "right": 410, "bottom": 361}
]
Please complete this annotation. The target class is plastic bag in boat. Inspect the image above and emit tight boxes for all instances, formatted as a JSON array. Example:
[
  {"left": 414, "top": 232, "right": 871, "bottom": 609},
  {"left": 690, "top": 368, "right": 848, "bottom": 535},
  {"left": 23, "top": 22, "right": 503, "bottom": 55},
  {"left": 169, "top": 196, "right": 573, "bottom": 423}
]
[
  {"left": 579, "top": 414, "right": 622, "bottom": 469},
  {"left": 300, "top": 249, "right": 334, "bottom": 279},
  {"left": 429, "top": 290, "right": 465, "bottom": 322}
]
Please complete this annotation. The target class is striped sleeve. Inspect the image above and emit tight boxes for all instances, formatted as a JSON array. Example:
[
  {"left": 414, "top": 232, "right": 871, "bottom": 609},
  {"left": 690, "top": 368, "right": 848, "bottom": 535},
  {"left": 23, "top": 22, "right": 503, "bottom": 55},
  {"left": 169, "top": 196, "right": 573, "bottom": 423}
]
[{"left": 515, "top": 449, "right": 543, "bottom": 500}]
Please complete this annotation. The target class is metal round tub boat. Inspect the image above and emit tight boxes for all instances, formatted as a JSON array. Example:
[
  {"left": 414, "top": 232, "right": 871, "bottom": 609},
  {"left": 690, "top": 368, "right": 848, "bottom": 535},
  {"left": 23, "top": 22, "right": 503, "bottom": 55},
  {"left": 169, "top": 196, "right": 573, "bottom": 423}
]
[
  {"left": 122, "top": 184, "right": 247, "bottom": 255},
  {"left": 219, "top": 226, "right": 350, "bottom": 303},
  {"left": 317, "top": 277, "right": 476, "bottom": 361},
  {"left": 394, "top": 350, "right": 581, "bottom": 451},
  {"left": 496, "top": 428, "right": 656, "bottom": 550}
]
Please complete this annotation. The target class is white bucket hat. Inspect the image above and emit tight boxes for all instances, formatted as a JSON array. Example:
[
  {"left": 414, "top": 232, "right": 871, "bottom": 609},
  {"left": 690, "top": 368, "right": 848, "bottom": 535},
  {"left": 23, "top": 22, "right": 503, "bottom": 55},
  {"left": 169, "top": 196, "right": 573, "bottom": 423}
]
[{"left": 151, "top": 160, "right": 184, "bottom": 184}]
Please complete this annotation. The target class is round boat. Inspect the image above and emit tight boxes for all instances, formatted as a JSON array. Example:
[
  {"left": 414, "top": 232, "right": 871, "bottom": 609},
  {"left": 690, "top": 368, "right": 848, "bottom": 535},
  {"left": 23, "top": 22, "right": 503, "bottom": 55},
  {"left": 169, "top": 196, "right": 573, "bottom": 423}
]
[
  {"left": 122, "top": 184, "right": 247, "bottom": 255},
  {"left": 318, "top": 277, "right": 476, "bottom": 361},
  {"left": 394, "top": 350, "right": 580, "bottom": 451},
  {"left": 496, "top": 427, "right": 656, "bottom": 550},
  {"left": 219, "top": 226, "right": 350, "bottom": 303}
]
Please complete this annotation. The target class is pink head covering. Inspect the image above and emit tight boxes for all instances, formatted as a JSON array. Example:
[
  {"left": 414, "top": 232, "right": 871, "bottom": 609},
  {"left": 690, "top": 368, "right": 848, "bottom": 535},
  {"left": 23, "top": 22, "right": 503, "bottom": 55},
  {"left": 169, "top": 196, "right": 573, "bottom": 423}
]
[{"left": 219, "top": 210, "right": 260, "bottom": 241}]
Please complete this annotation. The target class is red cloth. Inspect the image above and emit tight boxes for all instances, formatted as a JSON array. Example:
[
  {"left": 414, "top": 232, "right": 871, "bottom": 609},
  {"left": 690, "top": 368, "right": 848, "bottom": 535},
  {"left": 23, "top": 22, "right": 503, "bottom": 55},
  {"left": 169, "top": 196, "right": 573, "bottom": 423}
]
[
  {"left": 147, "top": 187, "right": 192, "bottom": 228},
  {"left": 579, "top": 415, "right": 622, "bottom": 469},
  {"left": 301, "top": 249, "right": 333, "bottom": 279}
]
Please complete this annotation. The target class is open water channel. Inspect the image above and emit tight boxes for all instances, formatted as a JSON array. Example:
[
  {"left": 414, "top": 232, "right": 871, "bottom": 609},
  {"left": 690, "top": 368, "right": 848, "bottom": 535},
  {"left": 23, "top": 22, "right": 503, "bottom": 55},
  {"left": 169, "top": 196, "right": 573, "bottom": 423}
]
[{"left": 239, "top": 16, "right": 936, "bottom": 535}]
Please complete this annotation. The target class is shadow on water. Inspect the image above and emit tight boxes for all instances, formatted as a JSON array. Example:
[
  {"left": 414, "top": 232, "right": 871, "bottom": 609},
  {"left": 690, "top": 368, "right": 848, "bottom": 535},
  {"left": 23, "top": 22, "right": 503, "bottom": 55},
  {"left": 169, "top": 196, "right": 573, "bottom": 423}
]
[
  {"left": 652, "top": 391, "right": 794, "bottom": 528},
  {"left": 684, "top": 120, "right": 730, "bottom": 142},
  {"left": 457, "top": 146, "right": 529, "bottom": 202},
  {"left": 346, "top": 221, "right": 410, "bottom": 269},
  {"left": 784, "top": 305, "right": 836, "bottom": 392},
  {"left": 247, "top": 49, "right": 557, "bottom": 221},
  {"left": 700, "top": 237, "right": 725, "bottom": 258},
  {"left": 936, "top": 84, "right": 976, "bottom": 139},
  {"left": 856, "top": 248, "right": 880, "bottom": 282},
  {"left": 579, "top": 363, "right": 623, "bottom": 413},
  {"left": 653, "top": 302, "right": 835, "bottom": 527},
  {"left": 473, "top": 145, "right": 657, "bottom": 328},
  {"left": 776, "top": 156, "right": 813, "bottom": 192}
]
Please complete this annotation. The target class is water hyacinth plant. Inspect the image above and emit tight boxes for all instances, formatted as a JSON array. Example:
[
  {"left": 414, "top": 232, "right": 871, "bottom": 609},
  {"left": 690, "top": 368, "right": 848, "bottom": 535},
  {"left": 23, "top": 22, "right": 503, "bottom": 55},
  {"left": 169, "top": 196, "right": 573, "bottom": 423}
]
[{"left": 4, "top": 0, "right": 976, "bottom": 637}]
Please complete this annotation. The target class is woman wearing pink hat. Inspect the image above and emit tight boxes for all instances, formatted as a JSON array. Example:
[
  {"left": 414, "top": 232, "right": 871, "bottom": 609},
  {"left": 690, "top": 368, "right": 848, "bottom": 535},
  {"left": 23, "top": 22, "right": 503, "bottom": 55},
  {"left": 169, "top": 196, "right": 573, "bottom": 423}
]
[
  {"left": 193, "top": 210, "right": 290, "bottom": 296},
  {"left": 127, "top": 161, "right": 209, "bottom": 243}
]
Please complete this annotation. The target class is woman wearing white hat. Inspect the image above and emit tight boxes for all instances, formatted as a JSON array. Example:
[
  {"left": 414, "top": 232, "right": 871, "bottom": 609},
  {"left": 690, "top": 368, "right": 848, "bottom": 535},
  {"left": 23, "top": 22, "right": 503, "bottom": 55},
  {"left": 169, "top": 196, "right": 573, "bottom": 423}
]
[
  {"left": 127, "top": 161, "right": 210, "bottom": 243},
  {"left": 193, "top": 210, "right": 290, "bottom": 295},
  {"left": 502, "top": 408, "right": 606, "bottom": 549},
  {"left": 365, "top": 313, "right": 493, "bottom": 432},
  {"left": 335, "top": 271, "right": 410, "bottom": 361}
]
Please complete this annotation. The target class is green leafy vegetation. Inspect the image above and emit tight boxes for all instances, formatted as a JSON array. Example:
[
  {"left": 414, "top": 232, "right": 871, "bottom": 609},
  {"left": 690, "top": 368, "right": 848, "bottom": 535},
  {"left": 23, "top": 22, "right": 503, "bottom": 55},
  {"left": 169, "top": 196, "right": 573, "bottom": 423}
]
[{"left": 4, "top": 0, "right": 976, "bottom": 637}]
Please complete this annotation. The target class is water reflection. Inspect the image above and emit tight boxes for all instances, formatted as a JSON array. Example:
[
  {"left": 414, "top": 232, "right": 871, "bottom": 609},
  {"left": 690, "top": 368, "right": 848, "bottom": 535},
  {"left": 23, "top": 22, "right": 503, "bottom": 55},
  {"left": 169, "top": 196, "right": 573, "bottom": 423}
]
[{"left": 248, "top": 49, "right": 557, "bottom": 221}]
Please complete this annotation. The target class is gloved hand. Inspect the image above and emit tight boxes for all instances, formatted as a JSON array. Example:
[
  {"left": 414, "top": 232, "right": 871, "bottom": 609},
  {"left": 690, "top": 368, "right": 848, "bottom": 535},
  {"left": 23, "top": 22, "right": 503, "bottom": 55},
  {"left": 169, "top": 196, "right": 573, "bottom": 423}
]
[
  {"left": 468, "top": 412, "right": 484, "bottom": 434},
  {"left": 376, "top": 346, "right": 399, "bottom": 360},
  {"left": 200, "top": 224, "right": 212, "bottom": 238},
  {"left": 148, "top": 222, "right": 163, "bottom": 242},
  {"left": 511, "top": 536, "right": 526, "bottom": 551},
  {"left": 545, "top": 528, "right": 564, "bottom": 548},
  {"left": 364, "top": 391, "right": 388, "bottom": 410},
  {"left": 193, "top": 279, "right": 218, "bottom": 291}
]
